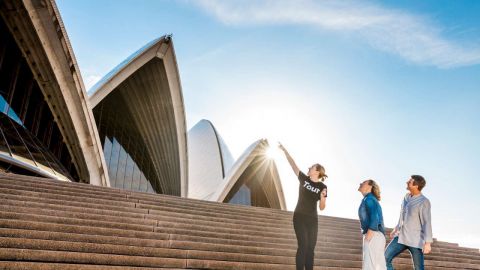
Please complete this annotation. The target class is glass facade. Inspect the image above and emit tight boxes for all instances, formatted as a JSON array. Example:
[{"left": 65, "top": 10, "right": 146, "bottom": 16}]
[
  {"left": 228, "top": 184, "right": 251, "bottom": 206},
  {"left": 225, "top": 156, "right": 281, "bottom": 209},
  {"left": 93, "top": 90, "right": 160, "bottom": 193},
  {"left": 102, "top": 136, "right": 155, "bottom": 193},
  {"left": 0, "top": 17, "right": 78, "bottom": 180}
]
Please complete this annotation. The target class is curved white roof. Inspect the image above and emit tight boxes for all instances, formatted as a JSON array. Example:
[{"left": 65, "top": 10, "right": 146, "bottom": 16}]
[
  {"left": 89, "top": 36, "right": 188, "bottom": 196},
  {"left": 211, "top": 139, "right": 286, "bottom": 210},
  {"left": 188, "top": 121, "right": 286, "bottom": 209},
  {"left": 1, "top": 0, "right": 110, "bottom": 185},
  {"left": 187, "top": 119, "right": 234, "bottom": 200}
]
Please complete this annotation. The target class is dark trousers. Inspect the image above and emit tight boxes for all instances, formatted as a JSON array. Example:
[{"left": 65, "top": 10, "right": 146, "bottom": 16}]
[
  {"left": 293, "top": 212, "right": 318, "bottom": 270},
  {"left": 385, "top": 236, "right": 424, "bottom": 270}
]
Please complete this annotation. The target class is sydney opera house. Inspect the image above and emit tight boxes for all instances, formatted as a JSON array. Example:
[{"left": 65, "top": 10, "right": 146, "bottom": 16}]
[
  {"left": 0, "top": 0, "right": 285, "bottom": 209},
  {"left": 1, "top": 1, "right": 478, "bottom": 269}
]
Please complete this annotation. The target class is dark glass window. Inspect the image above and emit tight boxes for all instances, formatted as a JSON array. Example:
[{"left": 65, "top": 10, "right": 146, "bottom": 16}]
[
  {"left": 124, "top": 155, "right": 135, "bottom": 190},
  {"left": 0, "top": 16, "right": 78, "bottom": 180},
  {"left": 228, "top": 184, "right": 252, "bottom": 206},
  {"left": 108, "top": 137, "right": 121, "bottom": 185},
  {"left": 93, "top": 87, "right": 161, "bottom": 193},
  {"left": 0, "top": 113, "right": 71, "bottom": 179}
]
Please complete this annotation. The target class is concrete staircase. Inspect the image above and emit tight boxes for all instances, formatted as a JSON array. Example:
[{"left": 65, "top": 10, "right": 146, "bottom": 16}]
[{"left": 0, "top": 173, "right": 479, "bottom": 269}]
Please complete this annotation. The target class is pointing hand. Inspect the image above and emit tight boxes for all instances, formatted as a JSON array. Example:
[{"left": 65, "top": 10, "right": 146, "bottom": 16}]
[{"left": 278, "top": 142, "right": 286, "bottom": 152}]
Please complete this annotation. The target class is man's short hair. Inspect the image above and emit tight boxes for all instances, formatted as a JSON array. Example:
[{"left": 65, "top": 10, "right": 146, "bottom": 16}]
[{"left": 411, "top": 175, "right": 426, "bottom": 191}]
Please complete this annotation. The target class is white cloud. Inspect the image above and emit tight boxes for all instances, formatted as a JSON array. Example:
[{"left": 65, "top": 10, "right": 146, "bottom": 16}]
[{"left": 195, "top": 0, "right": 480, "bottom": 68}]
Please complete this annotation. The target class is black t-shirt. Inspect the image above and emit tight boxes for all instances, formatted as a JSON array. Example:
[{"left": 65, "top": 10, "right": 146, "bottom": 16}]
[{"left": 294, "top": 171, "right": 327, "bottom": 217}]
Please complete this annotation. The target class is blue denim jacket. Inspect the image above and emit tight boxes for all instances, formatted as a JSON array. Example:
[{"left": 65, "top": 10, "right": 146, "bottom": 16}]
[{"left": 358, "top": 192, "right": 385, "bottom": 235}]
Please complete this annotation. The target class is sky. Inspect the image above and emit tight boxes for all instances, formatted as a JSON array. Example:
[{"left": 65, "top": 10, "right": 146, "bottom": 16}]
[{"left": 56, "top": 0, "right": 480, "bottom": 248}]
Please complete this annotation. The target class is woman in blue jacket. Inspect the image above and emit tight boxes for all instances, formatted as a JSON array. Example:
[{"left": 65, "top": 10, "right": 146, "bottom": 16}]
[{"left": 358, "top": 179, "right": 386, "bottom": 270}]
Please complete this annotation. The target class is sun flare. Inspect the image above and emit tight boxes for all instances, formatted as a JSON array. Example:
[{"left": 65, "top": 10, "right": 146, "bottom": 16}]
[{"left": 266, "top": 145, "right": 281, "bottom": 160}]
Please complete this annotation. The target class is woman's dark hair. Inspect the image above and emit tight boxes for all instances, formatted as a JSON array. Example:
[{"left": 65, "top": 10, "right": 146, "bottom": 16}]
[
  {"left": 411, "top": 175, "right": 426, "bottom": 191},
  {"left": 367, "top": 179, "right": 381, "bottom": 201}
]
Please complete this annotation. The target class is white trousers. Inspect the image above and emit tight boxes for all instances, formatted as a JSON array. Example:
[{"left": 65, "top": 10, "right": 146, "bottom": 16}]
[{"left": 362, "top": 231, "right": 387, "bottom": 270}]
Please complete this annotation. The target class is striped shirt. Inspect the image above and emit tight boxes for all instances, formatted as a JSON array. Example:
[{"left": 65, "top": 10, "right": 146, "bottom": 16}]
[{"left": 395, "top": 193, "right": 433, "bottom": 249}]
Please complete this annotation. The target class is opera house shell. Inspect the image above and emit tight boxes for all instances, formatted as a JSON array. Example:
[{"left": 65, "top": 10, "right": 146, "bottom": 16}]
[
  {"left": 88, "top": 36, "right": 188, "bottom": 197},
  {"left": 188, "top": 120, "right": 286, "bottom": 210},
  {"left": 0, "top": 0, "right": 108, "bottom": 186}
]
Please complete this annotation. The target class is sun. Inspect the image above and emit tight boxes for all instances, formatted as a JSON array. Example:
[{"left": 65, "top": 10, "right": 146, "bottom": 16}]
[{"left": 265, "top": 145, "right": 281, "bottom": 159}]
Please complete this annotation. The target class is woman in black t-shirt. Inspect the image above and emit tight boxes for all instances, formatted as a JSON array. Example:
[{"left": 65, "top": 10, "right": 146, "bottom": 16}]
[{"left": 279, "top": 143, "right": 328, "bottom": 270}]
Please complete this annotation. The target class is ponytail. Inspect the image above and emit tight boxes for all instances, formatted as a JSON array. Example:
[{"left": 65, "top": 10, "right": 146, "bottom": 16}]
[
  {"left": 367, "top": 179, "right": 381, "bottom": 201},
  {"left": 314, "top": 163, "right": 328, "bottom": 181}
]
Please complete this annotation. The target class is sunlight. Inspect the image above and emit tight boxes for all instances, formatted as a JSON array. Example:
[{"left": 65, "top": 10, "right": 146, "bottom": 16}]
[{"left": 266, "top": 144, "right": 281, "bottom": 160}]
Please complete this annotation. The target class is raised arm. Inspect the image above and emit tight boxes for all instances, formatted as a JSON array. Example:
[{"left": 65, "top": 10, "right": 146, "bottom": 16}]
[{"left": 278, "top": 143, "right": 300, "bottom": 176}]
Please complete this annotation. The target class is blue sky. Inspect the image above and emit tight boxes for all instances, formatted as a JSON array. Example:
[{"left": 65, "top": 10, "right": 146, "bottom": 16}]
[{"left": 57, "top": 0, "right": 480, "bottom": 248}]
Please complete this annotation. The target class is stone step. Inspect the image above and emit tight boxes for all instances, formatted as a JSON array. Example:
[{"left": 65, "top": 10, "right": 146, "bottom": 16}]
[
  {"left": 0, "top": 205, "right": 362, "bottom": 245},
  {"left": 1, "top": 173, "right": 479, "bottom": 270},
  {"left": 0, "top": 248, "right": 186, "bottom": 268},
  {"left": 0, "top": 174, "right": 361, "bottom": 226},
  {"left": 0, "top": 183, "right": 359, "bottom": 230},
  {"left": 4, "top": 245, "right": 469, "bottom": 270},
  {"left": 2, "top": 201, "right": 360, "bottom": 240},
  {"left": 0, "top": 182, "right": 476, "bottom": 256},
  {"left": 12, "top": 174, "right": 478, "bottom": 256},
  {"left": 0, "top": 176, "right": 293, "bottom": 218},
  {"left": 0, "top": 221, "right": 360, "bottom": 253},
  {"left": 2, "top": 178, "right": 476, "bottom": 252},
  {"left": 2, "top": 216, "right": 472, "bottom": 266},
  {"left": 0, "top": 262, "right": 184, "bottom": 270},
  {"left": 2, "top": 228, "right": 479, "bottom": 265},
  {"left": 0, "top": 191, "right": 362, "bottom": 235},
  {"left": 0, "top": 228, "right": 360, "bottom": 258},
  {"left": 0, "top": 237, "right": 363, "bottom": 266},
  {"left": 1, "top": 192, "right": 478, "bottom": 254},
  {"left": 0, "top": 212, "right": 360, "bottom": 248},
  {"left": 2, "top": 191, "right": 476, "bottom": 256},
  {"left": 3, "top": 182, "right": 475, "bottom": 253}
]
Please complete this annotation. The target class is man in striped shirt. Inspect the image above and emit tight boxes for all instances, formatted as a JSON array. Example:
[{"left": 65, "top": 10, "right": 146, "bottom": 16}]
[{"left": 385, "top": 175, "right": 433, "bottom": 270}]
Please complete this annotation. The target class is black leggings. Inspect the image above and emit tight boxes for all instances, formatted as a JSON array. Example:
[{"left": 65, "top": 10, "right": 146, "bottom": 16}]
[{"left": 293, "top": 212, "right": 318, "bottom": 270}]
